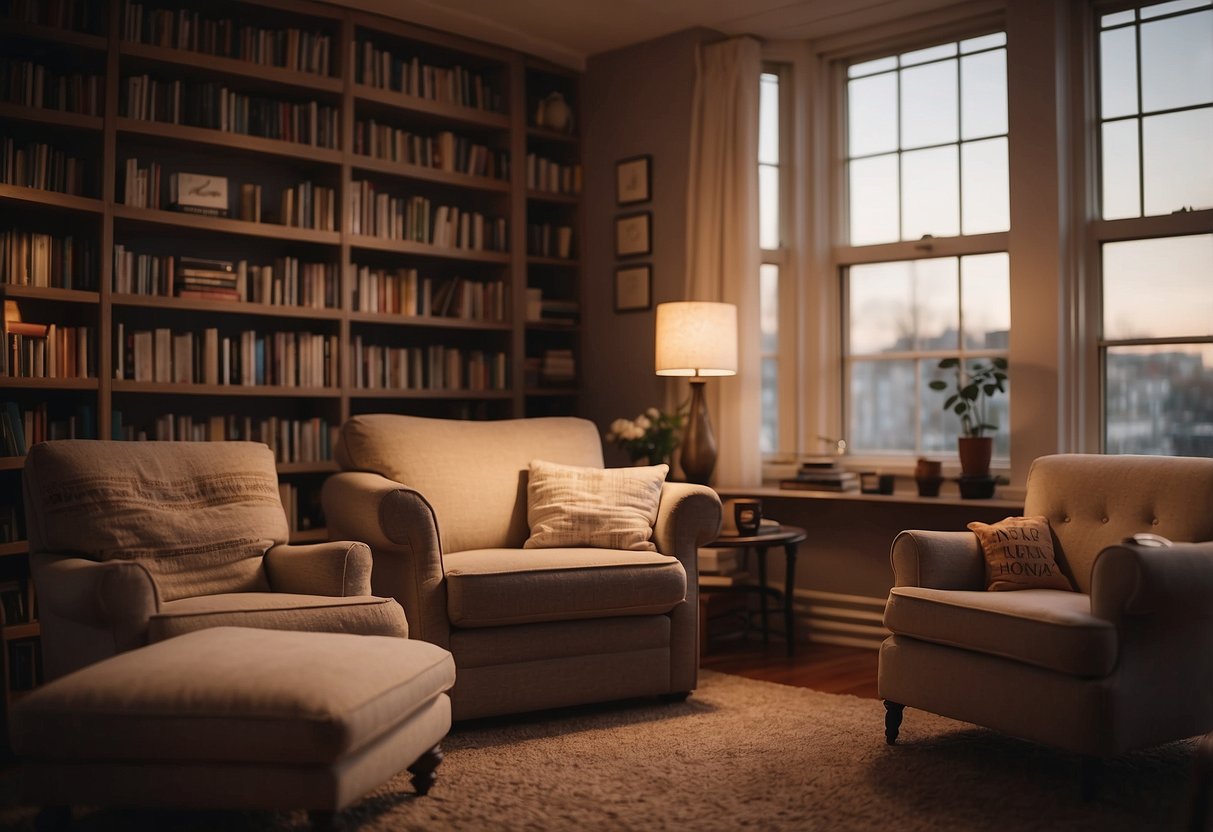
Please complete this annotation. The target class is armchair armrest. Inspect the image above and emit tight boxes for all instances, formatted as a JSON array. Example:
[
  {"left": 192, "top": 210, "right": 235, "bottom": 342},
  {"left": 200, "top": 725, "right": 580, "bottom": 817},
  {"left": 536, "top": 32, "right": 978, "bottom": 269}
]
[
  {"left": 263, "top": 541, "right": 373, "bottom": 597},
  {"left": 653, "top": 482, "right": 722, "bottom": 569},
  {"left": 890, "top": 530, "right": 986, "bottom": 590},
  {"left": 30, "top": 552, "right": 160, "bottom": 679},
  {"left": 321, "top": 471, "right": 449, "bottom": 647},
  {"left": 1092, "top": 540, "right": 1213, "bottom": 622}
]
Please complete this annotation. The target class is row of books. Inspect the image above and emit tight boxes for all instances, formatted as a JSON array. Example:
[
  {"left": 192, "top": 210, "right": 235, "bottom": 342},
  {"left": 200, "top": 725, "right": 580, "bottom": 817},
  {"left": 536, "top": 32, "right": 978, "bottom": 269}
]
[
  {"left": 351, "top": 266, "right": 507, "bottom": 322},
  {"left": 0, "top": 502, "right": 22, "bottom": 544},
  {"left": 121, "top": 75, "right": 340, "bottom": 148},
  {"left": 1, "top": 229, "right": 98, "bottom": 290},
  {"left": 525, "top": 293, "right": 579, "bottom": 325},
  {"left": 116, "top": 326, "right": 339, "bottom": 388},
  {"left": 1, "top": 139, "right": 90, "bottom": 196},
  {"left": 527, "top": 223, "right": 574, "bottom": 259},
  {"left": 525, "top": 348, "right": 576, "bottom": 386},
  {"left": 4, "top": 0, "right": 103, "bottom": 33},
  {"left": 6, "top": 639, "right": 40, "bottom": 691},
  {"left": 112, "top": 249, "right": 340, "bottom": 309},
  {"left": 0, "top": 60, "right": 103, "bottom": 116},
  {"left": 779, "top": 459, "right": 860, "bottom": 492},
  {"left": 111, "top": 412, "right": 337, "bottom": 464},
  {"left": 0, "top": 401, "right": 97, "bottom": 457},
  {"left": 3, "top": 323, "right": 95, "bottom": 379},
  {"left": 354, "top": 41, "right": 504, "bottom": 113},
  {"left": 281, "top": 180, "right": 336, "bottom": 230},
  {"left": 351, "top": 339, "right": 508, "bottom": 392},
  {"left": 0, "top": 579, "right": 34, "bottom": 626},
  {"left": 353, "top": 121, "right": 510, "bottom": 182},
  {"left": 121, "top": 157, "right": 163, "bottom": 209},
  {"left": 525, "top": 154, "right": 582, "bottom": 196},
  {"left": 279, "top": 482, "right": 324, "bottom": 535},
  {"left": 122, "top": 1, "right": 334, "bottom": 77},
  {"left": 348, "top": 181, "right": 508, "bottom": 251}
]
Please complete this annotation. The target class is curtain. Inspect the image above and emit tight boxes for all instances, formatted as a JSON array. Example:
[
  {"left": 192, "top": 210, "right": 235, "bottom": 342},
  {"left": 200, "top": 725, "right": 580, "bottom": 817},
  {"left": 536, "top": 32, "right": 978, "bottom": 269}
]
[{"left": 685, "top": 36, "right": 762, "bottom": 487}]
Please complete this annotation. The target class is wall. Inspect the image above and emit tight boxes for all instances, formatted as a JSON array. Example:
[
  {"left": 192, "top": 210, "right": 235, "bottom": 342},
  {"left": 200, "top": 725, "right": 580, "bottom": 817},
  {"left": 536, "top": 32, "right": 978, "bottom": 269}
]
[{"left": 581, "top": 27, "right": 722, "bottom": 465}]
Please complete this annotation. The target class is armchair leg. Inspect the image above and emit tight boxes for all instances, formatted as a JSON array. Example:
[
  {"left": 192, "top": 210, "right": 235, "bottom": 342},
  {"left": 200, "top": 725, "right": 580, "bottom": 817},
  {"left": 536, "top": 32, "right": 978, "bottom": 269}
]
[
  {"left": 884, "top": 701, "right": 905, "bottom": 745},
  {"left": 408, "top": 744, "right": 444, "bottom": 796},
  {"left": 658, "top": 691, "right": 691, "bottom": 704},
  {"left": 34, "top": 806, "right": 72, "bottom": 832},
  {"left": 1080, "top": 756, "right": 1104, "bottom": 801},
  {"left": 307, "top": 810, "right": 341, "bottom": 832}
]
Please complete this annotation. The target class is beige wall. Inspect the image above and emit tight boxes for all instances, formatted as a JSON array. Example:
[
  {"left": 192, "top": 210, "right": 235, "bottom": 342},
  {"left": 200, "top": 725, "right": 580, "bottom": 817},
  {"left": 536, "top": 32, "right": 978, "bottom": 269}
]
[{"left": 581, "top": 28, "right": 722, "bottom": 466}]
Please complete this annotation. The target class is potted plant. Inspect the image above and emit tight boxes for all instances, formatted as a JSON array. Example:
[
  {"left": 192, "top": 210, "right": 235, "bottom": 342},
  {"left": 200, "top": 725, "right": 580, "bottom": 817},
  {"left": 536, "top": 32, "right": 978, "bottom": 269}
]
[
  {"left": 605, "top": 407, "right": 685, "bottom": 467},
  {"left": 928, "top": 357, "right": 1008, "bottom": 481}
]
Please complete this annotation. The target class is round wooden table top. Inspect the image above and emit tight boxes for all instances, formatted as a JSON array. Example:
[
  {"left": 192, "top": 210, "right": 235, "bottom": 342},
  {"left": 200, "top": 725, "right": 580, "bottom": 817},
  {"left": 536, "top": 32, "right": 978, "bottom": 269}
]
[{"left": 702, "top": 524, "right": 807, "bottom": 548}]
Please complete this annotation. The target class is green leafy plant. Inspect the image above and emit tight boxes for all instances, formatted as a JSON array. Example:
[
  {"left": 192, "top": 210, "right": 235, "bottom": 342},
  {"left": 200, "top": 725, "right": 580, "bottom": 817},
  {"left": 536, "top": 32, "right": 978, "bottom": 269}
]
[
  {"left": 605, "top": 407, "right": 685, "bottom": 465},
  {"left": 928, "top": 357, "right": 1008, "bottom": 438}
]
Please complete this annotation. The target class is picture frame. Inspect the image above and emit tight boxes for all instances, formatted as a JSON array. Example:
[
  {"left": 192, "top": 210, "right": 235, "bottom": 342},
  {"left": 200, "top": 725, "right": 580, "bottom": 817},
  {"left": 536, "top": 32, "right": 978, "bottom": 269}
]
[
  {"left": 615, "top": 155, "right": 651, "bottom": 205},
  {"left": 614, "top": 211, "right": 651, "bottom": 257},
  {"left": 614, "top": 265, "right": 652, "bottom": 313}
]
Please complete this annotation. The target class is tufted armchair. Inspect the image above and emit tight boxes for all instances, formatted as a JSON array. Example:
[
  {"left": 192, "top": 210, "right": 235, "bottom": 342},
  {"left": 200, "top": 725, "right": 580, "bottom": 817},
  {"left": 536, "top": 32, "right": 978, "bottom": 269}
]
[
  {"left": 879, "top": 453, "right": 1213, "bottom": 775},
  {"left": 322, "top": 414, "right": 722, "bottom": 721},
  {"left": 24, "top": 440, "right": 409, "bottom": 680}
]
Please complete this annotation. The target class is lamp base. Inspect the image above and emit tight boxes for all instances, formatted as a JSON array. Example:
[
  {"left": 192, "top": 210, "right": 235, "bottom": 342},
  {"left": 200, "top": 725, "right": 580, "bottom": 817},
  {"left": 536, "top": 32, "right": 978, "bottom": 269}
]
[{"left": 680, "top": 380, "right": 717, "bottom": 485}]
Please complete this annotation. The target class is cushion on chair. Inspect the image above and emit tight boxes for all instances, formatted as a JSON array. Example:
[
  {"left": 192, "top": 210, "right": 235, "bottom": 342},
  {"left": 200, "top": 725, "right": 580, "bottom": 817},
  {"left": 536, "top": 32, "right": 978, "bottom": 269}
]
[
  {"left": 23, "top": 441, "right": 288, "bottom": 599},
  {"left": 443, "top": 548, "right": 687, "bottom": 628},
  {"left": 524, "top": 459, "right": 667, "bottom": 552},
  {"left": 884, "top": 586, "right": 1117, "bottom": 677},
  {"left": 147, "top": 593, "right": 410, "bottom": 642},
  {"left": 11, "top": 627, "right": 454, "bottom": 766}
]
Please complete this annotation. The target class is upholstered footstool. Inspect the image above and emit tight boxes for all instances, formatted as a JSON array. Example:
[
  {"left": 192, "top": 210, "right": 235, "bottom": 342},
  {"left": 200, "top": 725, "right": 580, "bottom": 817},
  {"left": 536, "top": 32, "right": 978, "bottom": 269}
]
[{"left": 11, "top": 626, "right": 456, "bottom": 829}]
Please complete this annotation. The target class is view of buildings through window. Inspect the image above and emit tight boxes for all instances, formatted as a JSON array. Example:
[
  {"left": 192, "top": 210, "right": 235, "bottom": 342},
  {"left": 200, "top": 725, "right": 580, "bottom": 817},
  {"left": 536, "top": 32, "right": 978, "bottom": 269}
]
[
  {"left": 1097, "top": 0, "right": 1213, "bottom": 457},
  {"left": 841, "top": 33, "right": 1010, "bottom": 458},
  {"left": 759, "top": 71, "right": 781, "bottom": 454}
]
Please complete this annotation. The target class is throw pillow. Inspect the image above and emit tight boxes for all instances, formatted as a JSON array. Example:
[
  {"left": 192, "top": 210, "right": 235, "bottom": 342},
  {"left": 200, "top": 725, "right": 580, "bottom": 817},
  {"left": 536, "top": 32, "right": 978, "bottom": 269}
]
[
  {"left": 967, "top": 516, "right": 1073, "bottom": 592},
  {"left": 524, "top": 459, "right": 668, "bottom": 551}
]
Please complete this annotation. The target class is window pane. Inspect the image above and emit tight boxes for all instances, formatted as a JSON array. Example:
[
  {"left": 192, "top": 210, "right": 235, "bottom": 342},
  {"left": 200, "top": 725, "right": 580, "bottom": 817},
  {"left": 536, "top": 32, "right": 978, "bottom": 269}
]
[
  {"left": 900, "top": 60, "right": 958, "bottom": 149},
  {"left": 1103, "top": 235, "right": 1213, "bottom": 339},
  {"left": 1141, "top": 11, "right": 1213, "bottom": 111},
  {"left": 848, "top": 72, "right": 898, "bottom": 157},
  {"left": 960, "top": 32, "right": 1006, "bottom": 53},
  {"left": 1140, "top": 0, "right": 1212, "bottom": 20},
  {"left": 849, "top": 56, "right": 897, "bottom": 78},
  {"left": 760, "top": 357, "right": 779, "bottom": 454},
  {"left": 848, "top": 154, "right": 899, "bottom": 245},
  {"left": 902, "top": 145, "right": 959, "bottom": 239},
  {"left": 760, "top": 73, "right": 779, "bottom": 165},
  {"left": 1102, "top": 119, "right": 1142, "bottom": 219},
  {"left": 760, "top": 264, "right": 779, "bottom": 354},
  {"left": 1100, "top": 26, "right": 1139, "bottom": 119},
  {"left": 848, "top": 360, "right": 916, "bottom": 451},
  {"left": 1143, "top": 108, "right": 1213, "bottom": 214},
  {"left": 913, "top": 258, "right": 959, "bottom": 350},
  {"left": 1105, "top": 344, "right": 1213, "bottom": 457},
  {"left": 848, "top": 261, "right": 912, "bottom": 354},
  {"left": 961, "top": 49, "right": 1007, "bottom": 139},
  {"left": 900, "top": 43, "right": 957, "bottom": 67},
  {"left": 961, "top": 137, "right": 1010, "bottom": 234},
  {"left": 961, "top": 253, "right": 1011, "bottom": 349},
  {"left": 759, "top": 164, "right": 780, "bottom": 248},
  {"left": 921, "top": 359, "right": 961, "bottom": 452},
  {"left": 1102, "top": 10, "right": 1137, "bottom": 27}
]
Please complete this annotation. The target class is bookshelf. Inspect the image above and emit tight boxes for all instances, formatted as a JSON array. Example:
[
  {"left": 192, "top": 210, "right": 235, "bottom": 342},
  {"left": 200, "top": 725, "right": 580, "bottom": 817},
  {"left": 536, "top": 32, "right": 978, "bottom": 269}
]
[{"left": 0, "top": 0, "right": 583, "bottom": 714}]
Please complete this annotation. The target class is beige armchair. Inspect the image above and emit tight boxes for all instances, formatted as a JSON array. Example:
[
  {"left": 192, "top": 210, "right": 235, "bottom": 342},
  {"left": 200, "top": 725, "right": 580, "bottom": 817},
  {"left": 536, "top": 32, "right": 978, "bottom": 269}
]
[
  {"left": 879, "top": 453, "right": 1213, "bottom": 784},
  {"left": 322, "top": 414, "right": 722, "bottom": 721},
  {"left": 24, "top": 440, "right": 409, "bottom": 680}
]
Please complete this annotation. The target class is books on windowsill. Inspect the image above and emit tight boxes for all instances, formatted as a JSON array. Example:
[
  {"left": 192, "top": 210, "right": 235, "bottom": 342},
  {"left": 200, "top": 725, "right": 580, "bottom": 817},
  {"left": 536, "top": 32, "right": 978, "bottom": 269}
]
[{"left": 780, "top": 458, "right": 859, "bottom": 492}]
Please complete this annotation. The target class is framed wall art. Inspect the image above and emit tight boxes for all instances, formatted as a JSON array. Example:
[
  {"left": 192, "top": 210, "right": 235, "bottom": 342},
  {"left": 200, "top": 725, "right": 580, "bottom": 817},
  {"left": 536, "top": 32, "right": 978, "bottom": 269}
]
[
  {"left": 615, "top": 155, "right": 651, "bottom": 205},
  {"left": 614, "top": 264, "right": 652, "bottom": 312},
  {"left": 614, "top": 211, "right": 651, "bottom": 257}
]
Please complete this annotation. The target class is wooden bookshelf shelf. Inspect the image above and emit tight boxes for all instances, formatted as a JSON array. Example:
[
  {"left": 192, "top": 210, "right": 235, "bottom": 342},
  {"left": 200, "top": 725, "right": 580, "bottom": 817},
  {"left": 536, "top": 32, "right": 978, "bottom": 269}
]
[
  {"left": 0, "top": 102, "right": 103, "bottom": 132},
  {"left": 115, "top": 118, "right": 344, "bottom": 166},
  {"left": 351, "top": 154, "right": 510, "bottom": 194},
  {"left": 111, "top": 381, "right": 341, "bottom": 398},
  {"left": 348, "top": 235, "right": 511, "bottom": 263},
  {"left": 0, "top": 542, "right": 28, "bottom": 558},
  {"left": 348, "top": 311, "right": 510, "bottom": 330},
  {"left": 526, "top": 321, "right": 580, "bottom": 332},
  {"left": 527, "top": 190, "right": 580, "bottom": 205},
  {"left": 526, "top": 387, "right": 580, "bottom": 397},
  {"left": 527, "top": 126, "right": 578, "bottom": 144},
  {"left": 0, "top": 185, "right": 105, "bottom": 215},
  {"left": 1, "top": 622, "right": 39, "bottom": 642},
  {"left": 112, "top": 293, "right": 343, "bottom": 320},
  {"left": 353, "top": 84, "right": 511, "bottom": 130},
  {"left": 348, "top": 389, "right": 512, "bottom": 400},
  {"left": 1, "top": 21, "right": 107, "bottom": 52},
  {"left": 112, "top": 205, "right": 342, "bottom": 246},
  {"left": 0, "top": 286, "right": 100, "bottom": 304},
  {"left": 0, "top": 458, "right": 24, "bottom": 471},
  {"left": 527, "top": 255, "right": 578, "bottom": 267},
  {"left": 0, "top": 377, "right": 98, "bottom": 390}
]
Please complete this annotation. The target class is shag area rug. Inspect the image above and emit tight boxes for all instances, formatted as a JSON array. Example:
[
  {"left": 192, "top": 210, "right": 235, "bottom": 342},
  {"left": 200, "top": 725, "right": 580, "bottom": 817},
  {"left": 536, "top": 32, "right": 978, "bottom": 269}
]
[{"left": 0, "top": 670, "right": 1196, "bottom": 831}]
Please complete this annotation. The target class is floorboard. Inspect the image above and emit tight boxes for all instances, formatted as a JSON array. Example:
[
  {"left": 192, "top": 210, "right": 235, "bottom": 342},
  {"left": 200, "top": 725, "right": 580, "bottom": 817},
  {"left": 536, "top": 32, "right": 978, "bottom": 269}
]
[{"left": 700, "top": 637, "right": 880, "bottom": 699}]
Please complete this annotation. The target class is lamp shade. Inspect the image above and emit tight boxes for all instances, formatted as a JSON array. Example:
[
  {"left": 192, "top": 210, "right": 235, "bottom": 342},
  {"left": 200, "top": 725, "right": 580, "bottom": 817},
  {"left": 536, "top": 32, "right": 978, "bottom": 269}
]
[{"left": 654, "top": 301, "right": 738, "bottom": 377}]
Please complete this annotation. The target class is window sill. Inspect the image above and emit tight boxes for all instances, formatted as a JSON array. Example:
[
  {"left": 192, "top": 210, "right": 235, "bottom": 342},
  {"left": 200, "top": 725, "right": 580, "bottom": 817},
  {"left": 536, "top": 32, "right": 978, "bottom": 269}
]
[{"left": 717, "top": 484, "right": 1024, "bottom": 510}]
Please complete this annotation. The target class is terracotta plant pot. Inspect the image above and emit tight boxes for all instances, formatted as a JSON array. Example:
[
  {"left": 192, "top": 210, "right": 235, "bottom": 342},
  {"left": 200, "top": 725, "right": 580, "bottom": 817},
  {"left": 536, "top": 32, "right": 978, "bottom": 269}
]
[{"left": 957, "top": 436, "right": 993, "bottom": 478}]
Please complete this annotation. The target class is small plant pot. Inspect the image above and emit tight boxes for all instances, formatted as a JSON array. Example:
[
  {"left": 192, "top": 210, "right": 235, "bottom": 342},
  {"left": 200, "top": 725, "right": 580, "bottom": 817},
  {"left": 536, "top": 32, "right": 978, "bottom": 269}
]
[
  {"left": 916, "top": 476, "right": 944, "bottom": 497},
  {"left": 957, "top": 436, "right": 993, "bottom": 478},
  {"left": 958, "top": 475, "right": 997, "bottom": 500}
]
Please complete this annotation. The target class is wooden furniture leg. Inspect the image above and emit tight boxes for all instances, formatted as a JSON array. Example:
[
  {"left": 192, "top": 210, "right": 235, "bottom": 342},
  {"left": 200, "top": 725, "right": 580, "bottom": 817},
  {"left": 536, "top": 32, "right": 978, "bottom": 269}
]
[
  {"left": 884, "top": 701, "right": 904, "bottom": 745},
  {"left": 408, "top": 745, "right": 444, "bottom": 796}
]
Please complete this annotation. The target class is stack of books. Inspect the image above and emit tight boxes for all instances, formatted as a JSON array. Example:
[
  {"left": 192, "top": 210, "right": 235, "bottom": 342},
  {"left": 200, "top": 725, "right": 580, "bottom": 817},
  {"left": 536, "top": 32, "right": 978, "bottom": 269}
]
[
  {"left": 780, "top": 459, "right": 859, "bottom": 492},
  {"left": 176, "top": 257, "right": 238, "bottom": 301}
]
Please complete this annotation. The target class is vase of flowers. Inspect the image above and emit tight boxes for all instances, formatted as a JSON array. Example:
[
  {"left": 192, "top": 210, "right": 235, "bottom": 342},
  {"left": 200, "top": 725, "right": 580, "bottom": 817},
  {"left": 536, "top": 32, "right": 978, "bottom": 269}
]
[{"left": 605, "top": 407, "right": 685, "bottom": 466}]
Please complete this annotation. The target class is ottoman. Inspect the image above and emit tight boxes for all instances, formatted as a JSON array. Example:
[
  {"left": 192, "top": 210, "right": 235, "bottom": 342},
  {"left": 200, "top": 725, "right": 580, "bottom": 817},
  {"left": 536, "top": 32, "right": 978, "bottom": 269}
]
[{"left": 10, "top": 626, "right": 456, "bottom": 828}]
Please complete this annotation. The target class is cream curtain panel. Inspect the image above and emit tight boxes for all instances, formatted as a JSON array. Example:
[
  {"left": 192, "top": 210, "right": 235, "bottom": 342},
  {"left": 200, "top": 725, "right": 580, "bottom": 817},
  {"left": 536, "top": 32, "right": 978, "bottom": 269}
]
[{"left": 684, "top": 36, "right": 762, "bottom": 487}]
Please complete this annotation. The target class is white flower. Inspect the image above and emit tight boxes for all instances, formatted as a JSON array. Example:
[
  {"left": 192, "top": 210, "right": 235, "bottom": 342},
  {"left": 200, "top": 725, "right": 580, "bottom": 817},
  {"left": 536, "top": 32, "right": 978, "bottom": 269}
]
[
  {"left": 624, "top": 425, "right": 645, "bottom": 440},
  {"left": 645, "top": 407, "right": 661, "bottom": 419},
  {"left": 634, "top": 415, "right": 651, "bottom": 430}
]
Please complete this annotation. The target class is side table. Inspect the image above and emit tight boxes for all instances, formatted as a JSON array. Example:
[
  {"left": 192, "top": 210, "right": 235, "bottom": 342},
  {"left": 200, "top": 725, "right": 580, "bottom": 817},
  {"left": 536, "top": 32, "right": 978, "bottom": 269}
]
[{"left": 699, "top": 525, "right": 807, "bottom": 656}]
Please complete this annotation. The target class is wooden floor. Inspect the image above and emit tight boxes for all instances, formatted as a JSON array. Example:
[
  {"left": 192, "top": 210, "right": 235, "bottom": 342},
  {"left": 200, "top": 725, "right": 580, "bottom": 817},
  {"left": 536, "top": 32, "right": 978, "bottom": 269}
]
[{"left": 700, "top": 637, "right": 880, "bottom": 699}]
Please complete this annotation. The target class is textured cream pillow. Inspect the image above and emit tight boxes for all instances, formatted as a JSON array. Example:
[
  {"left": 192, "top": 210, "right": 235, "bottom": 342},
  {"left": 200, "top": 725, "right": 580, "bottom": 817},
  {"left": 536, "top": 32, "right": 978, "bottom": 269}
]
[
  {"left": 967, "top": 515, "right": 1073, "bottom": 592},
  {"left": 525, "top": 459, "right": 668, "bottom": 551}
]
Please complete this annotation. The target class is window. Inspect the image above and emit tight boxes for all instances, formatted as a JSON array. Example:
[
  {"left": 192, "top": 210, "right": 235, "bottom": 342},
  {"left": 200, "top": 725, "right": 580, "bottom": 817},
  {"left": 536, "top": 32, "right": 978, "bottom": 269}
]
[
  {"left": 839, "top": 33, "right": 1010, "bottom": 458},
  {"left": 1095, "top": 0, "right": 1213, "bottom": 457},
  {"left": 759, "top": 69, "right": 784, "bottom": 454}
]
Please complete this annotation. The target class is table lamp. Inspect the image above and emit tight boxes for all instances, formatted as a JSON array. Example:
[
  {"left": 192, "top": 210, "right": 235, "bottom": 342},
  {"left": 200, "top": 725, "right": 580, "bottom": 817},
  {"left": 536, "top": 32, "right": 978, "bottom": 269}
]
[{"left": 655, "top": 301, "right": 738, "bottom": 484}]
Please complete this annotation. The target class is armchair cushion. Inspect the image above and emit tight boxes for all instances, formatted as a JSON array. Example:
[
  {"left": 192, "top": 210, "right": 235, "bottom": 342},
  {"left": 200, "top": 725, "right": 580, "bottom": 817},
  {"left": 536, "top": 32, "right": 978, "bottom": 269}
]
[
  {"left": 112, "top": 537, "right": 272, "bottom": 602},
  {"left": 967, "top": 516, "right": 1073, "bottom": 592},
  {"left": 885, "top": 586, "right": 1116, "bottom": 676},
  {"left": 147, "top": 593, "right": 409, "bottom": 642},
  {"left": 443, "top": 548, "right": 686, "bottom": 628},
  {"left": 524, "top": 459, "right": 667, "bottom": 552}
]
